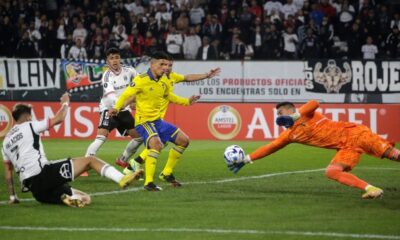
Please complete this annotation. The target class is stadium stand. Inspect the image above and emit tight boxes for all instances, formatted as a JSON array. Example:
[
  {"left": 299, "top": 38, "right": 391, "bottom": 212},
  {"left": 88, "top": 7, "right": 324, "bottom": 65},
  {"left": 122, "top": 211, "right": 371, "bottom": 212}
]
[{"left": 0, "top": 0, "right": 399, "bottom": 60}]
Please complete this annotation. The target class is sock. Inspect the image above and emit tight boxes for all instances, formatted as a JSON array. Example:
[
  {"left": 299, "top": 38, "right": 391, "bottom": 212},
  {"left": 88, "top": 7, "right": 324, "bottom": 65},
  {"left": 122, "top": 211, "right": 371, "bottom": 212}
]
[
  {"left": 144, "top": 149, "right": 159, "bottom": 185},
  {"left": 326, "top": 164, "right": 368, "bottom": 190},
  {"left": 100, "top": 164, "right": 124, "bottom": 183},
  {"left": 162, "top": 146, "right": 186, "bottom": 176},
  {"left": 119, "top": 138, "right": 143, "bottom": 162},
  {"left": 387, "top": 148, "right": 400, "bottom": 161},
  {"left": 134, "top": 148, "right": 149, "bottom": 164},
  {"left": 85, "top": 135, "right": 107, "bottom": 157}
]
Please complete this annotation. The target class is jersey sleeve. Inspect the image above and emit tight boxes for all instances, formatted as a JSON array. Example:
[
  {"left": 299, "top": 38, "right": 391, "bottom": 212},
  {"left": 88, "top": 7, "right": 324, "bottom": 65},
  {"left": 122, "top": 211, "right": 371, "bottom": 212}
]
[
  {"left": 249, "top": 131, "right": 291, "bottom": 161},
  {"left": 170, "top": 71, "right": 185, "bottom": 83},
  {"left": 167, "top": 92, "right": 190, "bottom": 106},
  {"left": 31, "top": 119, "right": 50, "bottom": 134},
  {"left": 299, "top": 100, "right": 319, "bottom": 117},
  {"left": 114, "top": 76, "right": 140, "bottom": 111},
  {"left": 2, "top": 147, "right": 10, "bottom": 163}
]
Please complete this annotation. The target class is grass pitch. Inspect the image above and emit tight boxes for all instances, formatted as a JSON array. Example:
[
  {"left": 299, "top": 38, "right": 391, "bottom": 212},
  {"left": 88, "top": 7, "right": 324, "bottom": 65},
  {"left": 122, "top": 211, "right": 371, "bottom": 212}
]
[{"left": 0, "top": 139, "right": 399, "bottom": 240}]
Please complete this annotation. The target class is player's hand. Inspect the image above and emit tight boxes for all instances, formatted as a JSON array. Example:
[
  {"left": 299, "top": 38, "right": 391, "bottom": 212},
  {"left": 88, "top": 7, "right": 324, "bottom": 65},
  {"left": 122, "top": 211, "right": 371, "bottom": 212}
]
[
  {"left": 206, "top": 68, "right": 221, "bottom": 78},
  {"left": 189, "top": 95, "right": 201, "bottom": 105},
  {"left": 8, "top": 195, "right": 20, "bottom": 204},
  {"left": 107, "top": 108, "right": 118, "bottom": 117},
  {"left": 60, "top": 92, "right": 70, "bottom": 105},
  {"left": 227, "top": 162, "right": 246, "bottom": 174},
  {"left": 276, "top": 115, "right": 295, "bottom": 128},
  {"left": 227, "top": 155, "right": 252, "bottom": 174}
]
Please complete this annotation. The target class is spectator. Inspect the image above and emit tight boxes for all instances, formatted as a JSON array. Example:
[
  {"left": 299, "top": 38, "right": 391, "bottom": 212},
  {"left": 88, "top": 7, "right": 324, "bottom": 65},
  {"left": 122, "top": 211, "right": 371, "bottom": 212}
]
[
  {"left": 309, "top": 3, "right": 324, "bottom": 26},
  {"left": 189, "top": 4, "right": 205, "bottom": 25},
  {"left": 60, "top": 34, "right": 74, "bottom": 59},
  {"left": 144, "top": 31, "right": 157, "bottom": 55},
  {"left": 183, "top": 27, "right": 201, "bottom": 60},
  {"left": 319, "top": 0, "right": 336, "bottom": 20},
  {"left": 264, "top": 0, "right": 283, "bottom": 16},
  {"left": 89, "top": 35, "right": 105, "bottom": 60},
  {"left": 361, "top": 36, "right": 378, "bottom": 60},
  {"left": 114, "top": 25, "right": 129, "bottom": 50},
  {"left": 251, "top": 25, "right": 263, "bottom": 59},
  {"left": 230, "top": 35, "right": 246, "bottom": 60},
  {"left": 68, "top": 39, "right": 88, "bottom": 60},
  {"left": 165, "top": 25, "right": 183, "bottom": 59},
  {"left": 176, "top": 11, "right": 189, "bottom": 32},
  {"left": 0, "top": 16, "right": 18, "bottom": 57},
  {"left": 385, "top": 26, "right": 399, "bottom": 58},
  {"left": 319, "top": 16, "right": 334, "bottom": 57},
  {"left": 15, "top": 31, "right": 37, "bottom": 58},
  {"left": 346, "top": 23, "right": 364, "bottom": 59},
  {"left": 155, "top": 3, "right": 172, "bottom": 27},
  {"left": 27, "top": 21, "right": 42, "bottom": 55},
  {"left": 282, "top": 26, "right": 298, "bottom": 59},
  {"left": 72, "top": 22, "right": 88, "bottom": 44},
  {"left": 41, "top": 20, "right": 58, "bottom": 58},
  {"left": 390, "top": 13, "right": 400, "bottom": 29},
  {"left": 282, "top": 0, "right": 298, "bottom": 20},
  {"left": 197, "top": 36, "right": 218, "bottom": 60},
  {"left": 249, "top": 0, "right": 262, "bottom": 18},
  {"left": 262, "top": 24, "right": 283, "bottom": 59},
  {"left": 128, "top": 27, "right": 144, "bottom": 57},
  {"left": 299, "top": 28, "right": 319, "bottom": 58}
]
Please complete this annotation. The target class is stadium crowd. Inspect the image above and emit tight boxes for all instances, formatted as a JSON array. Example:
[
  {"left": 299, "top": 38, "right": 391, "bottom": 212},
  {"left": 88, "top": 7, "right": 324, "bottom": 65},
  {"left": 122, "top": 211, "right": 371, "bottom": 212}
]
[{"left": 0, "top": 0, "right": 399, "bottom": 60}]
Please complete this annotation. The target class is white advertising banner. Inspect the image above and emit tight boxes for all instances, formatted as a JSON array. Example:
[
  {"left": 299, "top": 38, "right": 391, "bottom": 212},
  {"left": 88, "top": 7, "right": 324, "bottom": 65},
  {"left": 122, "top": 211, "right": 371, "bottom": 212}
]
[
  {"left": 0, "top": 58, "right": 60, "bottom": 90},
  {"left": 172, "top": 61, "right": 400, "bottom": 103}
]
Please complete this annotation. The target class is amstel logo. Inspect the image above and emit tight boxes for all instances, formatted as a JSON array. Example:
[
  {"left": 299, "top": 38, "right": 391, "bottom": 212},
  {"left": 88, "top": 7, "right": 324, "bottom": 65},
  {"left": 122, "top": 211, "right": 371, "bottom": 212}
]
[
  {"left": 0, "top": 105, "right": 13, "bottom": 137},
  {"left": 208, "top": 105, "right": 241, "bottom": 140}
]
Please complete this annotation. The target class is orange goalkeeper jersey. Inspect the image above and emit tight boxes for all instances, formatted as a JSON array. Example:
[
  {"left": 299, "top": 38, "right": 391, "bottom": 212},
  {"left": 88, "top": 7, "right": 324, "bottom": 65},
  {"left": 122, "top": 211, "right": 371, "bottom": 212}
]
[{"left": 249, "top": 100, "right": 367, "bottom": 161}]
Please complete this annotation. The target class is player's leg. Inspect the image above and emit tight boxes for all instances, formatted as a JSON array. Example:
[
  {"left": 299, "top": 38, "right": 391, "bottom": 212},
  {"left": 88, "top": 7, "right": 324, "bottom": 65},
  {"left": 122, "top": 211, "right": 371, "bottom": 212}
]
[
  {"left": 71, "top": 188, "right": 91, "bottom": 205},
  {"left": 135, "top": 122, "right": 163, "bottom": 191},
  {"left": 71, "top": 156, "right": 141, "bottom": 189},
  {"left": 115, "top": 111, "right": 144, "bottom": 167},
  {"left": 85, "top": 110, "right": 112, "bottom": 157},
  {"left": 158, "top": 121, "right": 188, "bottom": 187},
  {"left": 325, "top": 149, "right": 382, "bottom": 199}
]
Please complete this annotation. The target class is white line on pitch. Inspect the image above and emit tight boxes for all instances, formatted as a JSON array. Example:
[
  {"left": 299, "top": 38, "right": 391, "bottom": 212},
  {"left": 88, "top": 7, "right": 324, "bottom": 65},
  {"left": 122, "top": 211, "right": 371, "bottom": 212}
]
[{"left": 0, "top": 226, "right": 399, "bottom": 240}]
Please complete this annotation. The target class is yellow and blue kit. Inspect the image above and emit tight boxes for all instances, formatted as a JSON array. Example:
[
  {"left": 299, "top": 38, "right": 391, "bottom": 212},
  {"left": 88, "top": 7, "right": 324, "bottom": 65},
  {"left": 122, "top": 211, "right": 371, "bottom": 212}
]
[
  {"left": 114, "top": 69, "right": 189, "bottom": 146},
  {"left": 159, "top": 71, "right": 186, "bottom": 118}
]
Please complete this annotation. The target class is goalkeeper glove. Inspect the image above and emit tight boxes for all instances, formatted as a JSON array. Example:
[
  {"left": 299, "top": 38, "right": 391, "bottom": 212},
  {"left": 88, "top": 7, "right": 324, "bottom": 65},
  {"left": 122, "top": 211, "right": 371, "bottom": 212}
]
[
  {"left": 227, "top": 155, "right": 252, "bottom": 174},
  {"left": 276, "top": 113, "right": 300, "bottom": 128}
]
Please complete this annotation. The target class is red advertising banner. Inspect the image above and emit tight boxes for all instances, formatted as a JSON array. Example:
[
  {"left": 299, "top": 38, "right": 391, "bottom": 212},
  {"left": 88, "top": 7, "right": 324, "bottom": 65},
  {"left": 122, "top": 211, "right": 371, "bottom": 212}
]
[{"left": 1, "top": 102, "right": 399, "bottom": 142}]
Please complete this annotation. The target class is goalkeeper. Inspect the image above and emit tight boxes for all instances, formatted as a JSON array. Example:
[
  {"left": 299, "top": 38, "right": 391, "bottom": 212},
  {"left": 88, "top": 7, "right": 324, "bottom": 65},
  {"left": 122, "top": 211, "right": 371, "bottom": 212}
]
[{"left": 229, "top": 100, "right": 399, "bottom": 199}]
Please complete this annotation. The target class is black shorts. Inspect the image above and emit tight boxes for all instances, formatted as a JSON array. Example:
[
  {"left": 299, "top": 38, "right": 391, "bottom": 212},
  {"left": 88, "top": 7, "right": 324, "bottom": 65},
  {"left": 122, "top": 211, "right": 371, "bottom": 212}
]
[
  {"left": 98, "top": 110, "right": 135, "bottom": 136},
  {"left": 24, "top": 158, "right": 74, "bottom": 204}
]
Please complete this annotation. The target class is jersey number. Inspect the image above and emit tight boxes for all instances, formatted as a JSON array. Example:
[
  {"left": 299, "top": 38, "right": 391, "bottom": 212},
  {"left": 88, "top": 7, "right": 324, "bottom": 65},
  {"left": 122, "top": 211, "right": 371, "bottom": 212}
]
[{"left": 10, "top": 146, "right": 19, "bottom": 161}]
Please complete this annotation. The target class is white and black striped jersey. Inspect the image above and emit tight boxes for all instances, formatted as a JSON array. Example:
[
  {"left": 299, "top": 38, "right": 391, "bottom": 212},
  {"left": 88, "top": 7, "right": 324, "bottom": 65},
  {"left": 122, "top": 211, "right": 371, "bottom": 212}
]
[
  {"left": 99, "top": 65, "right": 138, "bottom": 112},
  {"left": 2, "top": 119, "right": 50, "bottom": 183}
]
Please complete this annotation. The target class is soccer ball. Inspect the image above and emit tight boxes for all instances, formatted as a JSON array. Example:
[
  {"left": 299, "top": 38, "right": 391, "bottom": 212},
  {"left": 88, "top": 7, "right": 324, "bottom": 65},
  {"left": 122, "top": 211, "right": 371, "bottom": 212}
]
[{"left": 224, "top": 145, "right": 245, "bottom": 165}]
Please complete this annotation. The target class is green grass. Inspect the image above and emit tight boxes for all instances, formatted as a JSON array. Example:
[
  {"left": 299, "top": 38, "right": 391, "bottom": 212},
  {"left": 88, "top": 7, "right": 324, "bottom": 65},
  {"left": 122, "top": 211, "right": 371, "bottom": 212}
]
[{"left": 0, "top": 139, "right": 399, "bottom": 240}]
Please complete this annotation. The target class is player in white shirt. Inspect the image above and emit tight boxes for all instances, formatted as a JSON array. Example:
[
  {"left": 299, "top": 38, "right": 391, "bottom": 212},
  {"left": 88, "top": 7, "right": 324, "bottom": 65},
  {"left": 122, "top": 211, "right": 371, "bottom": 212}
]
[
  {"left": 2, "top": 93, "right": 141, "bottom": 207},
  {"left": 85, "top": 48, "right": 143, "bottom": 168},
  {"left": 361, "top": 36, "right": 378, "bottom": 60}
]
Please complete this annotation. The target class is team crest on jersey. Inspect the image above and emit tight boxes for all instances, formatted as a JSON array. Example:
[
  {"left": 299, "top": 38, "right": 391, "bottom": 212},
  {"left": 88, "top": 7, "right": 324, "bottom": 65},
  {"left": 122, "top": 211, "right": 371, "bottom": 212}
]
[
  {"left": 59, "top": 163, "right": 72, "bottom": 179},
  {"left": 130, "top": 81, "right": 135, "bottom": 87},
  {"left": 103, "top": 83, "right": 108, "bottom": 88}
]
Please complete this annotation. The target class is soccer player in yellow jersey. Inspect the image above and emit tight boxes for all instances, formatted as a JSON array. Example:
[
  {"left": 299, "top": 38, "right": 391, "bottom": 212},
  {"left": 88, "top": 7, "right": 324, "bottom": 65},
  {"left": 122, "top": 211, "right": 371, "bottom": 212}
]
[
  {"left": 125, "top": 57, "right": 220, "bottom": 188},
  {"left": 109, "top": 52, "right": 200, "bottom": 191}
]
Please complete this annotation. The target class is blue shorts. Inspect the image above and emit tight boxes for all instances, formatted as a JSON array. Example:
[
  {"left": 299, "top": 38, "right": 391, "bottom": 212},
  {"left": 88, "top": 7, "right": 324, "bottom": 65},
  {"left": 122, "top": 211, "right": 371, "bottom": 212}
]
[{"left": 135, "top": 119, "right": 180, "bottom": 147}]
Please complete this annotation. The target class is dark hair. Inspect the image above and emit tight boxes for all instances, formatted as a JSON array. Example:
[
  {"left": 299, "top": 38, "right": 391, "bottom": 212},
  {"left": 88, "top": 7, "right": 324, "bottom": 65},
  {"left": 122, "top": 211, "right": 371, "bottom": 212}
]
[
  {"left": 276, "top": 101, "right": 295, "bottom": 109},
  {"left": 150, "top": 51, "right": 170, "bottom": 60},
  {"left": 12, "top": 104, "right": 32, "bottom": 121},
  {"left": 106, "top": 47, "right": 120, "bottom": 57}
]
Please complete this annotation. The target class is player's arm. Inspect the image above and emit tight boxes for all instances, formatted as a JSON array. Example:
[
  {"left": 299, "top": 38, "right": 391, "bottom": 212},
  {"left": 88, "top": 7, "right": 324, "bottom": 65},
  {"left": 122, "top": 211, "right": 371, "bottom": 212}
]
[
  {"left": 2, "top": 150, "right": 19, "bottom": 204},
  {"left": 110, "top": 79, "right": 139, "bottom": 116},
  {"left": 183, "top": 67, "right": 221, "bottom": 82},
  {"left": 49, "top": 92, "right": 70, "bottom": 128},
  {"left": 276, "top": 100, "right": 320, "bottom": 128},
  {"left": 299, "top": 100, "right": 319, "bottom": 117},
  {"left": 228, "top": 132, "right": 291, "bottom": 173},
  {"left": 167, "top": 92, "right": 200, "bottom": 106},
  {"left": 248, "top": 133, "right": 291, "bottom": 162}
]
